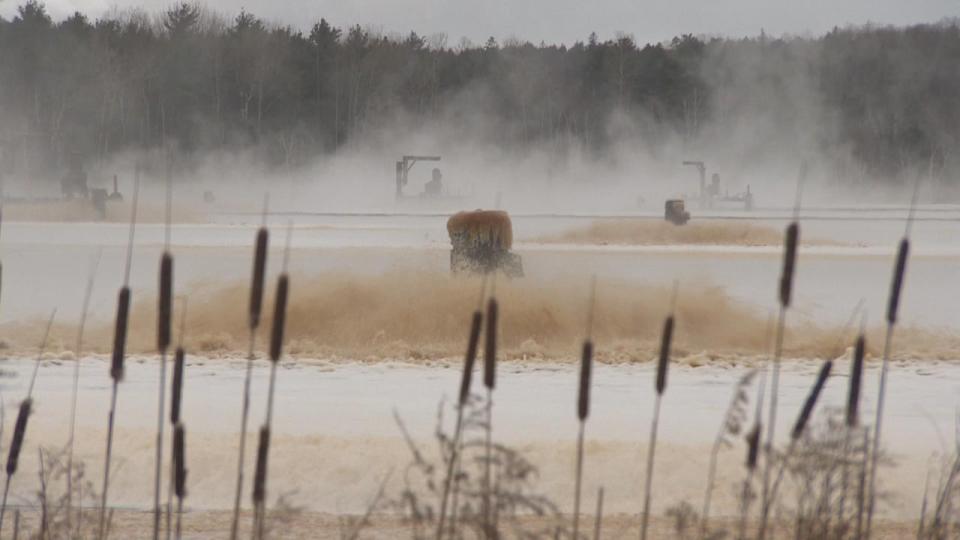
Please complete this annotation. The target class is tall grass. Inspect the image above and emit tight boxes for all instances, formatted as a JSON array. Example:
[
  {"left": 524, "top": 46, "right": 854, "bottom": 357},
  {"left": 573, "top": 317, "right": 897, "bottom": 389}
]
[
  {"left": 758, "top": 359, "right": 833, "bottom": 540},
  {"left": 66, "top": 252, "right": 100, "bottom": 535},
  {"left": 99, "top": 167, "right": 140, "bottom": 540},
  {"left": 230, "top": 199, "right": 270, "bottom": 540},
  {"left": 702, "top": 369, "right": 756, "bottom": 539}
]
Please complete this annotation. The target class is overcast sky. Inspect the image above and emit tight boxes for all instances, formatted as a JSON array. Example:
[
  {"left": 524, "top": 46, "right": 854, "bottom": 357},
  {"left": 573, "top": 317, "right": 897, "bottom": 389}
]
[{"left": 5, "top": 0, "right": 959, "bottom": 44}]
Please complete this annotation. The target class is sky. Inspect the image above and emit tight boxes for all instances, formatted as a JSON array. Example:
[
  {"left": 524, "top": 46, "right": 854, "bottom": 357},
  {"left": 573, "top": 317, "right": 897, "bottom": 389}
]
[{"left": 4, "top": 0, "right": 959, "bottom": 44}]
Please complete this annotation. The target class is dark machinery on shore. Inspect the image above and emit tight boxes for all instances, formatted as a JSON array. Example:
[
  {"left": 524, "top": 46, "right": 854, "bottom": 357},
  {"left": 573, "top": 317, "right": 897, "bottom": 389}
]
[
  {"left": 681, "top": 160, "right": 754, "bottom": 210},
  {"left": 447, "top": 210, "right": 523, "bottom": 278},
  {"left": 664, "top": 199, "right": 690, "bottom": 225}
]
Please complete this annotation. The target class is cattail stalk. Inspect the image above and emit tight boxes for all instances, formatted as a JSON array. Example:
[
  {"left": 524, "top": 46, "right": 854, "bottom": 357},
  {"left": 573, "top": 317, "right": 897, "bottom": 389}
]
[
  {"left": 482, "top": 292, "right": 498, "bottom": 537},
  {"left": 761, "top": 166, "right": 805, "bottom": 515},
  {"left": 435, "top": 283, "right": 484, "bottom": 540},
  {"left": 573, "top": 277, "right": 596, "bottom": 540},
  {"left": 154, "top": 252, "right": 173, "bottom": 540},
  {"left": 573, "top": 339, "right": 593, "bottom": 539},
  {"left": 230, "top": 202, "right": 269, "bottom": 540},
  {"left": 166, "top": 299, "right": 187, "bottom": 540},
  {"left": 0, "top": 399, "right": 32, "bottom": 534},
  {"left": 738, "top": 422, "right": 761, "bottom": 540},
  {"left": 593, "top": 486, "right": 604, "bottom": 540},
  {"left": 838, "top": 331, "right": 866, "bottom": 531},
  {"left": 155, "top": 162, "right": 175, "bottom": 540},
  {"left": 866, "top": 234, "right": 911, "bottom": 540},
  {"left": 0, "top": 310, "right": 54, "bottom": 533},
  {"left": 251, "top": 426, "right": 270, "bottom": 537},
  {"left": 252, "top": 225, "right": 291, "bottom": 540},
  {"left": 254, "top": 260, "right": 290, "bottom": 540},
  {"left": 641, "top": 308, "right": 674, "bottom": 540},
  {"left": 758, "top": 360, "right": 832, "bottom": 540},
  {"left": 173, "top": 425, "right": 187, "bottom": 540},
  {"left": 67, "top": 252, "right": 100, "bottom": 534},
  {"left": 99, "top": 167, "right": 139, "bottom": 540}
]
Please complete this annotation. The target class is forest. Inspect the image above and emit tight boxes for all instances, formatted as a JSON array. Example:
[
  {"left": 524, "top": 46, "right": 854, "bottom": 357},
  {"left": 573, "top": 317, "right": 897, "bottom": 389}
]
[{"left": 0, "top": 1, "right": 958, "bottom": 185}]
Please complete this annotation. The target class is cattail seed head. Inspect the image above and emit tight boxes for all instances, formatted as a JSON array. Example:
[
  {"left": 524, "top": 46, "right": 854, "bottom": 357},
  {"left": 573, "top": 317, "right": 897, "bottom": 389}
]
[
  {"left": 578, "top": 340, "right": 593, "bottom": 421},
  {"left": 173, "top": 424, "right": 187, "bottom": 499},
  {"left": 170, "top": 347, "right": 185, "bottom": 424},
  {"left": 887, "top": 238, "right": 909, "bottom": 325},
  {"left": 458, "top": 311, "right": 483, "bottom": 405},
  {"left": 249, "top": 228, "right": 269, "bottom": 330},
  {"left": 484, "top": 298, "right": 498, "bottom": 390},
  {"left": 269, "top": 274, "right": 289, "bottom": 363},
  {"left": 6, "top": 399, "right": 32, "bottom": 475},
  {"left": 746, "top": 422, "right": 761, "bottom": 471},
  {"left": 779, "top": 222, "right": 799, "bottom": 307},
  {"left": 111, "top": 286, "right": 131, "bottom": 382},
  {"left": 846, "top": 335, "right": 865, "bottom": 427},
  {"left": 791, "top": 360, "right": 833, "bottom": 440},
  {"left": 252, "top": 426, "right": 270, "bottom": 504},
  {"left": 656, "top": 316, "right": 673, "bottom": 395},
  {"left": 158, "top": 252, "right": 173, "bottom": 352}
]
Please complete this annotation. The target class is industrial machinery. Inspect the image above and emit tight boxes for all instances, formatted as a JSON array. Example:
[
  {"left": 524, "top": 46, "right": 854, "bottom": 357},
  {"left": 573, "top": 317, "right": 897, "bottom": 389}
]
[
  {"left": 681, "top": 161, "right": 754, "bottom": 210},
  {"left": 664, "top": 199, "right": 690, "bottom": 225},
  {"left": 447, "top": 210, "right": 523, "bottom": 277},
  {"left": 396, "top": 155, "right": 442, "bottom": 199}
]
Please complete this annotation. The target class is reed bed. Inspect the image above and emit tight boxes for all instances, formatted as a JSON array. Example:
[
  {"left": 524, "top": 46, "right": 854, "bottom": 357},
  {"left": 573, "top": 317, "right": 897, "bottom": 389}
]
[{"left": 0, "top": 175, "right": 946, "bottom": 540}]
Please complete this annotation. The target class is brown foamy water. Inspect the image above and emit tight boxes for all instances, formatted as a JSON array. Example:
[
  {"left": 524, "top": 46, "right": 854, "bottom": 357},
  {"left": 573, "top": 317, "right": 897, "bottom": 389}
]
[
  {"left": 535, "top": 219, "right": 837, "bottom": 246},
  {"left": 5, "top": 271, "right": 956, "bottom": 362}
]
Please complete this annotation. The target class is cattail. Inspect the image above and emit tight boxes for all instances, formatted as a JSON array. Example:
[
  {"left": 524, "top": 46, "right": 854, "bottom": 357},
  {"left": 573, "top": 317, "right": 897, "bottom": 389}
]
[
  {"left": 577, "top": 340, "right": 593, "bottom": 421},
  {"left": 746, "top": 423, "right": 761, "bottom": 471},
  {"left": 252, "top": 426, "right": 270, "bottom": 505},
  {"left": 887, "top": 238, "right": 909, "bottom": 324},
  {"left": 171, "top": 347, "right": 185, "bottom": 424},
  {"left": 483, "top": 298, "right": 498, "bottom": 390},
  {"left": 779, "top": 222, "right": 799, "bottom": 308},
  {"left": 6, "top": 399, "right": 32, "bottom": 476},
  {"left": 269, "top": 274, "right": 289, "bottom": 363},
  {"left": 458, "top": 311, "right": 483, "bottom": 405},
  {"left": 173, "top": 425, "right": 187, "bottom": 499},
  {"left": 249, "top": 228, "right": 269, "bottom": 329},
  {"left": 656, "top": 316, "right": 673, "bottom": 395},
  {"left": 231, "top": 222, "right": 271, "bottom": 540},
  {"left": 846, "top": 335, "right": 865, "bottom": 427},
  {"left": 791, "top": 361, "right": 833, "bottom": 440},
  {"left": 572, "top": 339, "right": 593, "bottom": 539},
  {"left": 111, "top": 287, "right": 131, "bottom": 381},
  {"left": 158, "top": 253, "right": 173, "bottom": 352},
  {"left": 641, "top": 312, "right": 674, "bottom": 540}
]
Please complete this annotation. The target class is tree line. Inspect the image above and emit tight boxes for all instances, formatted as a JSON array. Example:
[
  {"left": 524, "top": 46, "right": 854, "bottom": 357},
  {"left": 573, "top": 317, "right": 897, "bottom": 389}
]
[{"left": 0, "top": 1, "right": 957, "bottom": 184}]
